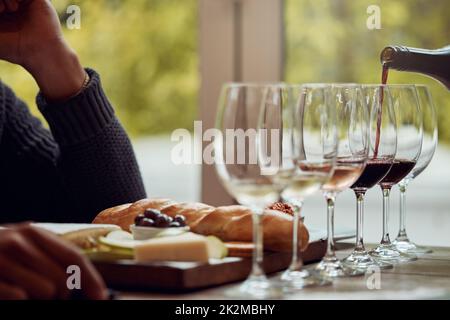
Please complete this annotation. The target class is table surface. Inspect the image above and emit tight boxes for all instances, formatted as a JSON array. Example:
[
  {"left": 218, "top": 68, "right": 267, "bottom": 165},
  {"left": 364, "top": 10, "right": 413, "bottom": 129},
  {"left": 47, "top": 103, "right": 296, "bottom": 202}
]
[{"left": 119, "top": 244, "right": 450, "bottom": 300}]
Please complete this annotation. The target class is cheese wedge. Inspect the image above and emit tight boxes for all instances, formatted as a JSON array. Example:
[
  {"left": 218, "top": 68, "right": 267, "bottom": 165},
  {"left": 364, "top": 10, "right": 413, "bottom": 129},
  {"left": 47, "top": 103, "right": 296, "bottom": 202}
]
[{"left": 134, "top": 232, "right": 210, "bottom": 263}]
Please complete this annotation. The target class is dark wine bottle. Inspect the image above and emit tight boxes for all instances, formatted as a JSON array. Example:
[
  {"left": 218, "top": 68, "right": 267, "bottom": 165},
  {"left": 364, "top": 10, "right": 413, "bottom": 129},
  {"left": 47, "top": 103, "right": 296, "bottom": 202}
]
[{"left": 380, "top": 45, "right": 450, "bottom": 90}]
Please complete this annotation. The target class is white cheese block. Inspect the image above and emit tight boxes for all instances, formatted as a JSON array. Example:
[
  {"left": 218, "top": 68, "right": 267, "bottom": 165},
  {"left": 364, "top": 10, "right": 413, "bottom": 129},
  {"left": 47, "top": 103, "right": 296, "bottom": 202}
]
[{"left": 134, "top": 232, "right": 210, "bottom": 263}]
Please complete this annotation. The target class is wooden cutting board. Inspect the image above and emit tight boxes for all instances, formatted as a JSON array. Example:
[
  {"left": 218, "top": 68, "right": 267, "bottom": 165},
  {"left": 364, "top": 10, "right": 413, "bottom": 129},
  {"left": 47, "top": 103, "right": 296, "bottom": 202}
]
[{"left": 92, "top": 239, "right": 326, "bottom": 292}]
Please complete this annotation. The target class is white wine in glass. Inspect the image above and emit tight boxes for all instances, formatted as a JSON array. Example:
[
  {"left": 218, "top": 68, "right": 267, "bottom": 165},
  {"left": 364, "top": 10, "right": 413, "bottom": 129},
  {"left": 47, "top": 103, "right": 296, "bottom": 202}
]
[{"left": 214, "top": 83, "right": 285, "bottom": 299}]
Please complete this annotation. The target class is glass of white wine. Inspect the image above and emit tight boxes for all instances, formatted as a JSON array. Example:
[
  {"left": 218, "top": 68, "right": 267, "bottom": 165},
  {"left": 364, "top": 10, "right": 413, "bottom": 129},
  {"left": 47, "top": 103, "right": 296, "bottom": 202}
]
[
  {"left": 214, "top": 83, "right": 285, "bottom": 299},
  {"left": 258, "top": 84, "right": 338, "bottom": 290}
]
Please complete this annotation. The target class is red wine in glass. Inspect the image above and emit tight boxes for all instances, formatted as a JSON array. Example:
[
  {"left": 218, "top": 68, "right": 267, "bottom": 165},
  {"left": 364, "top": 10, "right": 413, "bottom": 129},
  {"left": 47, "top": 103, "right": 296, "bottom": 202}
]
[
  {"left": 351, "top": 158, "right": 392, "bottom": 191},
  {"left": 379, "top": 159, "right": 416, "bottom": 189}
]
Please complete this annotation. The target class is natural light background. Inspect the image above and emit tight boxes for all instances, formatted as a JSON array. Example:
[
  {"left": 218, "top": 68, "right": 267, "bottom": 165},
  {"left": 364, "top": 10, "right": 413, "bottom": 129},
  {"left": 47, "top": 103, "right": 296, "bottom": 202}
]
[
  {"left": 284, "top": 0, "right": 450, "bottom": 246},
  {"left": 0, "top": 0, "right": 448, "bottom": 245}
]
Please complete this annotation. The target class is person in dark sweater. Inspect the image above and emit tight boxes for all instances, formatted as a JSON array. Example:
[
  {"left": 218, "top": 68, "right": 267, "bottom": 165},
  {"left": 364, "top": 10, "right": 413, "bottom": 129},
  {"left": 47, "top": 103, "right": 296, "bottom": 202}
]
[
  {"left": 0, "top": 23, "right": 146, "bottom": 224},
  {"left": 0, "top": 0, "right": 146, "bottom": 299}
]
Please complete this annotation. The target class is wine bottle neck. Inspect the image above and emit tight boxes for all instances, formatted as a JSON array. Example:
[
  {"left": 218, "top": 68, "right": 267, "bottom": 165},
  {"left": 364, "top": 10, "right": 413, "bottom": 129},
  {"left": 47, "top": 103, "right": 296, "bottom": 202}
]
[{"left": 380, "top": 45, "right": 450, "bottom": 90}]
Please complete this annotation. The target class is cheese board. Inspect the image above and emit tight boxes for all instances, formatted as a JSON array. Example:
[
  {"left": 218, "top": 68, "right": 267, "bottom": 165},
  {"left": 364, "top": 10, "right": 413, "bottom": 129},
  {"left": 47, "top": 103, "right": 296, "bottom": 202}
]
[
  {"left": 91, "top": 229, "right": 354, "bottom": 292},
  {"left": 92, "top": 239, "right": 326, "bottom": 292}
]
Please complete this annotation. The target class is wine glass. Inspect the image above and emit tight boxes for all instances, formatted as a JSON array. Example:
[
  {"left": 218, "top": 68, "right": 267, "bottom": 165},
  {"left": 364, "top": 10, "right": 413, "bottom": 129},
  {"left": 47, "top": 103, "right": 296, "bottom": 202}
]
[
  {"left": 369, "top": 85, "right": 423, "bottom": 263},
  {"left": 393, "top": 85, "right": 438, "bottom": 254},
  {"left": 214, "top": 83, "right": 284, "bottom": 299},
  {"left": 259, "top": 84, "right": 337, "bottom": 290},
  {"left": 315, "top": 84, "right": 369, "bottom": 278},
  {"left": 342, "top": 85, "right": 397, "bottom": 271}
]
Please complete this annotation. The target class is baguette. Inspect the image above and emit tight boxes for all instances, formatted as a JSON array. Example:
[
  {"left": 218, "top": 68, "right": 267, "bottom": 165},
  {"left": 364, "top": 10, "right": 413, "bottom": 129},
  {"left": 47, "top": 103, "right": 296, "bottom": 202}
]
[{"left": 93, "top": 198, "right": 309, "bottom": 252}]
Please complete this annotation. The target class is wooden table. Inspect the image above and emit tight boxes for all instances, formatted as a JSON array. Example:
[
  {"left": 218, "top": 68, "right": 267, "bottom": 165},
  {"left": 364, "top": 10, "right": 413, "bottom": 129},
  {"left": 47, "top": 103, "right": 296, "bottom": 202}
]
[{"left": 119, "top": 244, "right": 450, "bottom": 300}]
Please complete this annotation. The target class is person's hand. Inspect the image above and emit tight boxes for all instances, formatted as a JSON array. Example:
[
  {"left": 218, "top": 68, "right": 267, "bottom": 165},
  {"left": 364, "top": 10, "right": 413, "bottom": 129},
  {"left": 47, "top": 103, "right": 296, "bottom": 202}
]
[
  {"left": 0, "top": 224, "right": 108, "bottom": 300},
  {"left": 0, "top": 0, "right": 62, "bottom": 66},
  {"left": 0, "top": 0, "right": 86, "bottom": 101}
]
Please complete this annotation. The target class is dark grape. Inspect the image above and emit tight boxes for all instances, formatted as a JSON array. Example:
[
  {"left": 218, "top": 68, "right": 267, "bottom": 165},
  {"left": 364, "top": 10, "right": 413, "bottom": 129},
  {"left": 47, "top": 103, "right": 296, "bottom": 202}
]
[
  {"left": 173, "top": 215, "right": 186, "bottom": 226},
  {"left": 144, "top": 209, "right": 161, "bottom": 220},
  {"left": 154, "top": 215, "right": 171, "bottom": 228},
  {"left": 170, "top": 221, "right": 181, "bottom": 228},
  {"left": 134, "top": 213, "right": 145, "bottom": 225},
  {"left": 139, "top": 218, "right": 155, "bottom": 227}
]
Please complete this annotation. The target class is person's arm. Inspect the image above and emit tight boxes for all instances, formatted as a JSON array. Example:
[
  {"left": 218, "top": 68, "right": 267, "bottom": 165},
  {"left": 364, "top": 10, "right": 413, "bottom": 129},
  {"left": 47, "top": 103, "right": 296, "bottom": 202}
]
[
  {"left": 0, "top": 0, "right": 146, "bottom": 222},
  {"left": 37, "top": 68, "right": 147, "bottom": 221},
  {"left": 0, "top": 74, "right": 146, "bottom": 223}
]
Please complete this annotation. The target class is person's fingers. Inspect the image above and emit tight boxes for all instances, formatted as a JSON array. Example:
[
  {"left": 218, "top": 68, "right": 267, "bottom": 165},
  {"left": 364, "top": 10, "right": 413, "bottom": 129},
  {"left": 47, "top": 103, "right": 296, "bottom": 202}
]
[
  {"left": 2, "top": 232, "right": 71, "bottom": 299},
  {"left": 0, "top": 281, "right": 28, "bottom": 300},
  {"left": 20, "top": 226, "right": 108, "bottom": 300},
  {"left": 4, "top": 0, "right": 19, "bottom": 12},
  {"left": 0, "top": 254, "right": 57, "bottom": 299}
]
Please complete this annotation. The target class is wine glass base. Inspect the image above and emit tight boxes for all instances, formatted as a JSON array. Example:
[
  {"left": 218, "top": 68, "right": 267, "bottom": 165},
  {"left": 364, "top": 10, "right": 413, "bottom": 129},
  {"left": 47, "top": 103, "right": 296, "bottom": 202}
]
[
  {"left": 225, "top": 275, "right": 282, "bottom": 299},
  {"left": 316, "top": 257, "right": 366, "bottom": 277},
  {"left": 342, "top": 250, "right": 394, "bottom": 270},
  {"left": 393, "top": 239, "right": 433, "bottom": 254},
  {"left": 278, "top": 268, "right": 331, "bottom": 291},
  {"left": 369, "top": 243, "right": 418, "bottom": 263}
]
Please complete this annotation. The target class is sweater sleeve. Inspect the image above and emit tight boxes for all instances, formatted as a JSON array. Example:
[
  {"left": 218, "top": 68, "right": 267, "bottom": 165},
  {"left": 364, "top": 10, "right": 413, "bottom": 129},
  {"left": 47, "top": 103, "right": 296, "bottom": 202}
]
[
  {"left": 0, "top": 69, "right": 146, "bottom": 223},
  {"left": 36, "top": 68, "right": 146, "bottom": 222}
]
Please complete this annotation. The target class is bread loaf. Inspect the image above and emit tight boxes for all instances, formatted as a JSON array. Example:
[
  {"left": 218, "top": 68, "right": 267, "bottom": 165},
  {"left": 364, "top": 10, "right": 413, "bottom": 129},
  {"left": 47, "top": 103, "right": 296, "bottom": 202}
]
[{"left": 93, "top": 198, "right": 309, "bottom": 252}]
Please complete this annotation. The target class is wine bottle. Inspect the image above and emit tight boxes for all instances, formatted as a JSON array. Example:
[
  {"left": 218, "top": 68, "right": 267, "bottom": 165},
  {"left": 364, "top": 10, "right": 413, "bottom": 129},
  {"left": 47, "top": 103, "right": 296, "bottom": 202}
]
[{"left": 380, "top": 45, "right": 450, "bottom": 90}]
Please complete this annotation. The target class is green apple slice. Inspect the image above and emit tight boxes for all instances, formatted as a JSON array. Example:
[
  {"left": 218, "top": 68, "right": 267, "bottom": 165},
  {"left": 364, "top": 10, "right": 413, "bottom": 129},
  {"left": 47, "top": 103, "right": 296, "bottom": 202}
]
[
  {"left": 206, "top": 236, "right": 228, "bottom": 259},
  {"left": 106, "top": 230, "right": 134, "bottom": 241},
  {"left": 98, "top": 235, "right": 138, "bottom": 250}
]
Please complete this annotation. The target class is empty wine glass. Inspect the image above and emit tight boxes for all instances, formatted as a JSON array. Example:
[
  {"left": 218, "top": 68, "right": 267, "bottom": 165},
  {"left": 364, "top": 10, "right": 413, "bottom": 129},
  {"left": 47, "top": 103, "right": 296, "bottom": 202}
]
[
  {"left": 369, "top": 84, "right": 423, "bottom": 263},
  {"left": 342, "top": 85, "right": 397, "bottom": 271},
  {"left": 214, "top": 83, "right": 284, "bottom": 299},
  {"left": 393, "top": 85, "right": 438, "bottom": 254},
  {"left": 315, "top": 84, "right": 369, "bottom": 278},
  {"left": 259, "top": 84, "right": 337, "bottom": 290}
]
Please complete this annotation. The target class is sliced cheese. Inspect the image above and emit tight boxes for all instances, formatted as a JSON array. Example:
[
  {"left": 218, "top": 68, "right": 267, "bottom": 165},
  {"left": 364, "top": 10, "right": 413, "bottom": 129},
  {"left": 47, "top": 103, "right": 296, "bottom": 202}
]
[{"left": 134, "top": 232, "right": 209, "bottom": 263}]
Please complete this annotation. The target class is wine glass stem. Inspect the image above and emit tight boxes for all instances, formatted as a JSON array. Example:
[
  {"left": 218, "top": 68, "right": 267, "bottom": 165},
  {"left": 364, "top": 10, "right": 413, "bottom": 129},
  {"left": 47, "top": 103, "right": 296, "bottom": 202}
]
[
  {"left": 397, "top": 184, "right": 408, "bottom": 240},
  {"left": 381, "top": 187, "right": 391, "bottom": 245},
  {"left": 288, "top": 203, "right": 304, "bottom": 271},
  {"left": 250, "top": 212, "right": 264, "bottom": 278},
  {"left": 325, "top": 193, "right": 337, "bottom": 258},
  {"left": 355, "top": 191, "right": 366, "bottom": 252}
]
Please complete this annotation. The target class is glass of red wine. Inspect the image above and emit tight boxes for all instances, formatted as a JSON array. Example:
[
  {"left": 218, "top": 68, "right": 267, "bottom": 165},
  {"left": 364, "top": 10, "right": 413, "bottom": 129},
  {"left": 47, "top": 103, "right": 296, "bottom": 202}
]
[
  {"left": 342, "top": 85, "right": 397, "bottom": 271},
  {"left": 393, "top": 85, "right": 437, "bottom": 254},
  {"left": 315, "top": 84, "right": 369, "bottom": 278},
  {"left": 369, "top": 85, "right": 423, "bottom": 263}
]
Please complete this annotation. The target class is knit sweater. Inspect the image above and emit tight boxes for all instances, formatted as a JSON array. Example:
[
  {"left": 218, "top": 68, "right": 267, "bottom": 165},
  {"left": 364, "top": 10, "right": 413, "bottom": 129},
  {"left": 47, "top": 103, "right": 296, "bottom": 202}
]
[{"left": 0, "top": 69, "right": 146, "bottom": 223}]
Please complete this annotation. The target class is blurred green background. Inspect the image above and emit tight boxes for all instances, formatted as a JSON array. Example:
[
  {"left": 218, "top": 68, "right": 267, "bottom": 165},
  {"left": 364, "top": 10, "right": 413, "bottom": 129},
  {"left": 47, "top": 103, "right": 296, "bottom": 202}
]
[
  {"left": 285, "top": 0, "right": 449, "bottom": 142},
  {"left": 0, "top": 0, "right": 199, "bottom": 137},
  {"left": 0, "top": 0, "right": 448, "bottom": 141}
]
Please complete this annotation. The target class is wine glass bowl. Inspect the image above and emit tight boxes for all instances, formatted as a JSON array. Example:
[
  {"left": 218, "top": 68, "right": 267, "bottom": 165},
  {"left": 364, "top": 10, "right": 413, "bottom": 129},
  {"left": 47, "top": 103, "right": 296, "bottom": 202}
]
[
  {"left": 214, "top": 83, "right": 284, "bottom": 299},
  {"left": 369, "top": 84, "right": 423, "bottom": 263},
  {"left": 315, "top": 84, "right": 369, "bottom": 278},
  {"left": 342, "top": 84, "right": 397, "bottom": 271},
  {"left": 393, "top": 84, "right": 438, "bottom": 254},
  {"left": 258, "top": 84, "right": 337, "bottom": 290}
]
